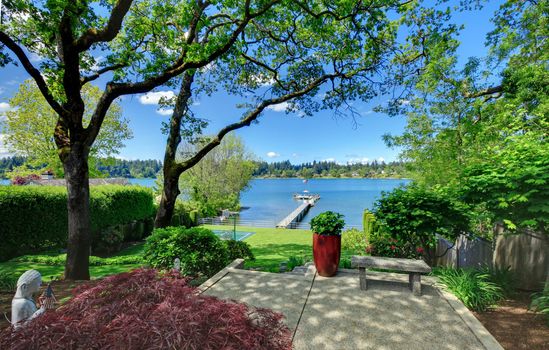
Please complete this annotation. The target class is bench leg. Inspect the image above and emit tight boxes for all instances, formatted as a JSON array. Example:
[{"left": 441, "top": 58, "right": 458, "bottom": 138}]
[
  {"left": 359, "top": 267, "right": 368, "bottom": 290},
  {"left": 411, "top": 273, "right": 421, "bottom": 296}
]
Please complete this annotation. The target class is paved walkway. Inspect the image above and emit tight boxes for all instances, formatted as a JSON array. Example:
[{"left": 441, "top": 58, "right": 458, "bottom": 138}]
[{"left": 199, "top": 260, "right": 503, "bottom": 350}]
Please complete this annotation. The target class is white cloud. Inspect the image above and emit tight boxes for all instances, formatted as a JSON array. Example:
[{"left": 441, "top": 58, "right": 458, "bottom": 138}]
[
  {"left": 347, "top": 157, "right": 370, "bottom": 165},
  {"left": 192, "top": 100, "right": 201, "bottom": 106},
  {"left": 377, "top": 157, "right": 385, "bottom": 162},
  {"left": 266, "top": 102, "right": 289, "bottom": 112},
  {"left": 361, "top": 110, "right": 374, "bottom": 116},
  {"left": 156, "top": 108, "right": 173, "bottom": 116},
  {"left": 323, "top": 158, "right": 336, "bottom": 162},
  {"left": 29, "top": 52, "right": 43, "bottom": 63},
  {"left": 291, "top": 153, "right": 299, "bottom": 157},
  {"left": 139, "top": 91, "right": 175, "bottom": 105},
  {"left": 0, "top": 102, "right": 11, "bottom": 112},
  {"left": 266, "top": 151, "right": 280, "bottom": 158}
]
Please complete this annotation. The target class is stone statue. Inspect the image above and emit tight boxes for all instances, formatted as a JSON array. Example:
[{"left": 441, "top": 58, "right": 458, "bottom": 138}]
[
  {"left": 174, "top": 258, "right": 181, "bottom": 272},
  {"left": 11, "top": 270, "right": 46, "bottom": 328}
]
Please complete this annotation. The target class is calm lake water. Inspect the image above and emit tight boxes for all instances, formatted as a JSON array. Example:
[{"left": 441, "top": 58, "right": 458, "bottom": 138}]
[{"left": 2, "top": 178, "right": 409, "bottom": 228}]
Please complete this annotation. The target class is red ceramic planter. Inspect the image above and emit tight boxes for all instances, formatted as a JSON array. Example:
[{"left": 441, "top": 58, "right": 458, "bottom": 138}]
[{"left": 313, "top": 233, "right": 341, "bottom": 277}]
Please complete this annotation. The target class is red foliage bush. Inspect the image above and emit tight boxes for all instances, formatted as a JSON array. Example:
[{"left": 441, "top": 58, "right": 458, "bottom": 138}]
[{"left": 1, "top": 269, "right": 292, "bottom": 350}]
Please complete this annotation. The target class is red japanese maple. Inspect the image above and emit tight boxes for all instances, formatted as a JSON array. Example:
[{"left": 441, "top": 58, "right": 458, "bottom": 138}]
[{"left": 1, "top": 269, "right": 292, "bottom": 350}]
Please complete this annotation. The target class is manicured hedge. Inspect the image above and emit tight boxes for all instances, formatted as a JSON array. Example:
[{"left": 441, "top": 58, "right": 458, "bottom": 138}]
[{"left": 0, "top": 185, "right": 154, "bottom": 261}]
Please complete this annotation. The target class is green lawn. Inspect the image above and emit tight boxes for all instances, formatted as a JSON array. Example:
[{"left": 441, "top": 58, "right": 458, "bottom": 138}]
[
  {"left": 0, "top": 245, "right": 145, "bottom": 281},
  {"left": 1, "top": 225, "right": 353, "bottom": 280},
  {"left": 203, "top": 225, "right": 356, "bottom": 272}
]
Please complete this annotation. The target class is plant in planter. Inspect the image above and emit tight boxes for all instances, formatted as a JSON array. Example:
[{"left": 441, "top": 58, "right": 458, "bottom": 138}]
[{"left": 310, "top": 211, "right": 345, "bottom": 277}]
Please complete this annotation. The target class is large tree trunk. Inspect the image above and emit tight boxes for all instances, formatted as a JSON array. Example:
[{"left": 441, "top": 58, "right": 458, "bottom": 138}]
[
  {"left": 155, "top": 171, "right": 181, "bottom": 228},
  {"left": 154, "top": 72, "right": 194, "bottom": 228},
  {"left": 63, "top": 144, "right": 91, "bottom": 280}
]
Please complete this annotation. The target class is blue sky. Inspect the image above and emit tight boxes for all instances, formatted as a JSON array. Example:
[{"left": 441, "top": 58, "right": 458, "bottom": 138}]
[{"left": 0, "top": 1, "right": 503, "bottom": 164}]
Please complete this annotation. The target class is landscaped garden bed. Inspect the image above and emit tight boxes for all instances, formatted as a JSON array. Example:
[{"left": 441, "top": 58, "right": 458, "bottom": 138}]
[{"left": 474, "top": 291, "right": 549, "bottom": 350}]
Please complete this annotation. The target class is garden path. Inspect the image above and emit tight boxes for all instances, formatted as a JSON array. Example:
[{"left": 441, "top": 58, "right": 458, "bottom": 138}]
[{"left": 200, "top": 263, "right": 503, "bottom": 350}]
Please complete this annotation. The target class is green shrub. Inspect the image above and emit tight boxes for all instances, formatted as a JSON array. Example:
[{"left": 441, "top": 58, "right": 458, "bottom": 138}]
[
  {"left": 341, "top": 228, "right": 368, "bottom": 254},
  {"left": 481, "top": 266, "right": 515, "bottom": 297},
  {"left": 362, "top": 209, "right": 379, "bottom": 241},
  {"left": 433, "top": 268, "right": 504, "bottom": 312},
  {"left": 367, "top": 231, "right": 425, "bottom": 259},
  {"left": 287, "top": 256, "right": 304, "bottom": 271},
  {"left": 0, "top": 271, "right": 17, "bottom": 292},
  {"left": 0, "top": 185, "right": 154, "bottom": 261},
  {"left": 94, "top": 226, "right": 124, "bottom": 254},
  {"left": 373, "top": 185, "right": 469, "bottom": 263},
  {"left": 143, "top": 227, "right": 229, "bottom": 277},
  {"left": 530, "top": 284, "right": 549, "bottom": 326},
  {"left": 310, "top": 211, "right": 345, "bottom": 236},
  {"left": 225, "top": 240, "right": 255, "bottom": 262},
  {"left": 170, "top": 200, "right": 199, "bottom": 228}
]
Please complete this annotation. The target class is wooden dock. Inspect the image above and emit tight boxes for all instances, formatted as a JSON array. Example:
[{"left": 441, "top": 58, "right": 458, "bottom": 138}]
[{"left": 276, "top": 194, "right": 320, "bottom": 229}]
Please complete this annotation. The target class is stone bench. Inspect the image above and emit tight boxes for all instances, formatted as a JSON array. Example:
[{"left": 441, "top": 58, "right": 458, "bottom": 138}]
[{"left": 351, "top": 256, "right": 432, "bottom": 296}]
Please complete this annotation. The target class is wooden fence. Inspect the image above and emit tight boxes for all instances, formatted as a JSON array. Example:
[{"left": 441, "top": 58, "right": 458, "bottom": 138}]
[{"left": 434, "top": 226, "right": 549, "bottom": 291}]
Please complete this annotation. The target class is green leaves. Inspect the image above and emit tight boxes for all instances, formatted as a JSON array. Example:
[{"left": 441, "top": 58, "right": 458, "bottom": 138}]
[{"left": 310, "top": 211, "right": 345, "bottom": 236}]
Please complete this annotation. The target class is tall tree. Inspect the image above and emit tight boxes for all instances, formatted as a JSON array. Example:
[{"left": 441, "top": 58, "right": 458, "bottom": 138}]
[
  {"left": 0, "top": 0, "right": 282, "bottom": 279},
  {"left": 383, "top": 0, "right": 548, "bottom": 232},
  {"left": 154, "top": 0, "right": 452, "bottom": 227},
  {"left": 179, "top": 134, "right": 256, "bottom": 216},
  {"left": 2, "top": 80, "right": 132, "bottom": 177}
]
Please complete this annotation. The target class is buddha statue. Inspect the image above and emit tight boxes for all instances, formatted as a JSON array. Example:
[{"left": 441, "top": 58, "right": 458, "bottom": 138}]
[{"left": 11, "top": 270, "right": 46, "bottom": 328}]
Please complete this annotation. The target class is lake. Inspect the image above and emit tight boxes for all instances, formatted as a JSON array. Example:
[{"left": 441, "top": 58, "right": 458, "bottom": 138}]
[{"left": 2, "top": 178, "right": 409, "bottom": 228}]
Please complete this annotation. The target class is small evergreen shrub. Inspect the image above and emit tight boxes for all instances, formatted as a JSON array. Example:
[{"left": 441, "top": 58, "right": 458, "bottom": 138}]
[
  {"left": 144, "top": 227, "right": 229, "bottom": 277},
  {"left": 225, "top": 240, "right": 255, "bottom": 262},
  {"left": 0, "top": 269, "right": 292, "bottom": 349},
  {"left": 530, "top": 284, "right": 549, "bottom": 326},
  {"left": 93, "top": 226, "right": 124, "bottom": 254},
  {"left": 341, "top": 228, "right": 368, "bottom": 254},
  {"left": 433, "top": 268, "right": 504, "bottom": 312}
]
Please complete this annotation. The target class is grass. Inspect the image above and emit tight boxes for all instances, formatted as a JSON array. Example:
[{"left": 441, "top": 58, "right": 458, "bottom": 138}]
[
  {"left": 203, "top": 225, "right": 356, "bottom": 272},
  {"left": 0, "top": 244, "right": 145, "bottom": 282}
]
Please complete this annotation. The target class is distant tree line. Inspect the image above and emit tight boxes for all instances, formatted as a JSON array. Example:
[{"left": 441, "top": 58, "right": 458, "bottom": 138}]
[
  {"left": 0, "top": 156, "right": 162, "bottom": 179},
  {"left": 253, "top": 160, "right": 408, "bottom": 179}
]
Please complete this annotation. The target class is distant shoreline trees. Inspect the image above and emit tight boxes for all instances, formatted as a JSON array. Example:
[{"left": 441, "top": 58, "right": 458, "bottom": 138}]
[
  {"left": 253, "top": 160, "right": 408, "bottom": 179},
  {"left": 1, "top": 156, "right": 406, "bottom": 180}
]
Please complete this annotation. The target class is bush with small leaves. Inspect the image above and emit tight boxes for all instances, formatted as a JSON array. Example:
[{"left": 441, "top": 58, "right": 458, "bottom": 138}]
[
  {"left": 225, "top": 240, "right": 255, "bottom": 262},
  {"left": 144, "top": 227, "right": 229, "bottom": 277}
]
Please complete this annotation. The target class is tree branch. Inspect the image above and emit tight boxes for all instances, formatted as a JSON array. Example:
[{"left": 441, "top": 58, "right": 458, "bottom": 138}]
[
  {"left": 464, "top": 85, "right": 503, "bottom": 98},
  {"left": 81, "top": 63, "right": 127, "bottom": 85},
  {"left": 0, "top": 31, "right": 65, "bottom": 117},
  {"left": 175, "top": 72, "right": 336, "bottom": 174},
  {"left": 74, "top": 0, "right": 134, "bottom": 52}
]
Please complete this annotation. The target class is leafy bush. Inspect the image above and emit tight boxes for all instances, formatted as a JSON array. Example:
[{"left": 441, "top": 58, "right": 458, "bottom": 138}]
[
  {"left": 0, "top": 271, "right": 17, "bottom": 292},
  {"left": 0, "top": 185, "right": 155, "bottom": 261},
  {"left": 144, "top": 227, "right": 229, "bottom": 277},
  {"left": 225, "top": 240, "right": 255, "bottom": 262},
  {"left": 481, "top": 266, "right": 515, "bottom": 297},
  {"left": 310, "top": 211, "right": 345, "bottom": 236},
  {"left": 170, "top": 200, "right": 199, "bottom": 228},
  {"left": 367, "top": 232, "right": 425, "bottom": 259},
  {"left": 93, "top": 226, "right": 124, "bottom": 254},
  {"left": 341, "top": 228, "right": 368, "bottom": 254},
  {"left": 373, "top": 185, "right": 469, "bottom": 262},
  {"left": 433, "top": 268, "right": 504, "bottom": 312},
  {"left": 530, "top": 284, "right": 549, "bottom": 326},
  {"left": 0, "top": 269, "right": 292, "bottom": 349}
]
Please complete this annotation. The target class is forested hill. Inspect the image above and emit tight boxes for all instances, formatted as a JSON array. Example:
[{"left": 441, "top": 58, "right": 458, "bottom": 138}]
[
  {"left": 0, "top": 157, "right": 162, "bottom": 179},
  {"left": 253, "top": 160, "right": 408, "bottom": 178}
]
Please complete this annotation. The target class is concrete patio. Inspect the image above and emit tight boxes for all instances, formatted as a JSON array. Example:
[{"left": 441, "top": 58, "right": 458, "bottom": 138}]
[{"left": 199, "top": 260, "right": 503, "bottom": 350}]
